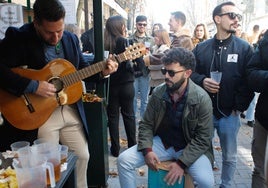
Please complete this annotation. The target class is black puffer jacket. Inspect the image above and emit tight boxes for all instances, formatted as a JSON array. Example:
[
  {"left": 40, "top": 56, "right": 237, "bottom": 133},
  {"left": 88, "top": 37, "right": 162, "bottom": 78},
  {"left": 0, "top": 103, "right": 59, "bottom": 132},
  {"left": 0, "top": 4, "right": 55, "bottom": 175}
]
[
  {"left": 247, "top": 30, "right": 268, "bottom": 130},
  {"left": 191, "top": 34, "right": 254, "bottom": 119}
]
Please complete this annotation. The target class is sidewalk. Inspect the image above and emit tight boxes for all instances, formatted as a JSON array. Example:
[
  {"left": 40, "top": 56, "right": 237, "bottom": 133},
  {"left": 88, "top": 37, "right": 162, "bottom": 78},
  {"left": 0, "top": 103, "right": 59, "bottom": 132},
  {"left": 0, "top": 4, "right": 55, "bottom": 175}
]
[{"left": 107, "top": 118, "right": 253, "bottom": 188}]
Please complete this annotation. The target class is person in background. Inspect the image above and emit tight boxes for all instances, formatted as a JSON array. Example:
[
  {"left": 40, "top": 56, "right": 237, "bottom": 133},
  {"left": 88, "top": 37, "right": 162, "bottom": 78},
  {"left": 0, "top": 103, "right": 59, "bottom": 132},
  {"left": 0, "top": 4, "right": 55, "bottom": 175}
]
[
  {"left": 65, "top": 23, "right": 82, "bottom": 48},
  {"left": 151, "top": 23, "right": 163, "bottom": 37},
  {"left": 129, "top": 15, "right": 154, "bottom": 119},
  {"left": 80, "top": 13, "right": 95, "bottom": 54},
  {"left": 192, "top": 23, "right": 209, "bottom": 46},
  {"left": 81, "top": 27, "right": 94, "bottom": 54},
  {"left": 65, "top": 23, "right": 81, "bottom": 38},
  {"left": 235, "top": 24, "right": 249, "bottom": 42},
  {"left": 248, "top": 24, "right": 260, "bottom": 46},
  {"left": 148, "top": 29, "right": 171, "bottom": 94},
  {"left": 191, "top": 2, "right": 254, "bottom": 187},
  {"left": 240, "top": 30, "right": 266, "bottom": 127},
  {"left": 247, "top": 29, "right": 268, "bottom": 188},
  {"left": 117, "top": 47, "right": 214, "bottom": 188},
  {"left": 168, "top": 11, "right": 194, "bottom": 50},
  {"left": 0, "top": 0, "right": 118, "bottom": 187},
  {"left": 104, "top": 15, "right": 136, "bottom": 157},
  {"left": 79, "top": 15, "right": 95, "bottom": 64}
]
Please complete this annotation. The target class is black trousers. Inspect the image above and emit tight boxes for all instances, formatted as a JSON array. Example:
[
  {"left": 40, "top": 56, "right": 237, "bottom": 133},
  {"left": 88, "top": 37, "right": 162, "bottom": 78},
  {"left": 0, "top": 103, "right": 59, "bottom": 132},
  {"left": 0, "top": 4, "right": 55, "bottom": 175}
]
[{"left": 107, "top": 82, "right": 136, "bottom": 152}]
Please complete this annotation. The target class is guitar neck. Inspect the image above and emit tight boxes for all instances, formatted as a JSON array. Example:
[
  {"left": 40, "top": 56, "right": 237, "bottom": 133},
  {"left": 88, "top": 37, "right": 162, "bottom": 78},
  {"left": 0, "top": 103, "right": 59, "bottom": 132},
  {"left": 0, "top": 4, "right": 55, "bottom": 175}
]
[
  {"left": 60, "top": 43, "right": 145, "bottom": 87},
  {"left": 62, "top": 61, "right": 107, "bottom": 87}
]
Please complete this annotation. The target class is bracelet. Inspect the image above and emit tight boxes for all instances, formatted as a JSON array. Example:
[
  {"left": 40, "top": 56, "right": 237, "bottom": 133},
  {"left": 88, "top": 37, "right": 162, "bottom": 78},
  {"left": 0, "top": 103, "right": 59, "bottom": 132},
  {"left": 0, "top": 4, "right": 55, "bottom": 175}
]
[
  {"left": 176, "top": 160, "right": 187, "bottom": 170},
  {"left": 141, "top": 148, "right": 152, "bottom": 156}
]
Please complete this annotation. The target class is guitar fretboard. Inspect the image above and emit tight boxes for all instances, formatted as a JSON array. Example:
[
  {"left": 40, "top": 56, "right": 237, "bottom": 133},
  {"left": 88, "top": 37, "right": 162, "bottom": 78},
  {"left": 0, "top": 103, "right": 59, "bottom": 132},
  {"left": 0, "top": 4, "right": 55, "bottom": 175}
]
[
  {"left": 62, "top": 61, "right": 107, "bottom": 86},
  {"left": 59, "top": 43, "right": 145, "bottom": 87}
]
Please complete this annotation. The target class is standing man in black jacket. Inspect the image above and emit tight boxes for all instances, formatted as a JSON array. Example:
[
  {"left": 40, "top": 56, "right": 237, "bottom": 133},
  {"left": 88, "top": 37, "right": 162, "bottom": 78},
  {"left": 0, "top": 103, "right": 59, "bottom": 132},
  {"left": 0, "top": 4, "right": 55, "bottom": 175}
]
[
  {"left": 247, "top": 29, "right": 268, "bottom": 188},
  {"left": 191, "top": 2, "right": 254, "bottom": 188}
]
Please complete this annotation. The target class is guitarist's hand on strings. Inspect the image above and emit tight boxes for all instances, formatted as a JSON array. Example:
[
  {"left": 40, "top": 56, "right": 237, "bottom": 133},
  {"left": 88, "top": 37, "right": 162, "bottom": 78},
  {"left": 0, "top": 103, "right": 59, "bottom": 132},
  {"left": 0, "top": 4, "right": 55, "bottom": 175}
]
[
  {"left": 101, "top": 55, "right": 118, "bottom": 77},
  {"left": 36, "top": 81, "right": 56, "bottom": 97}
]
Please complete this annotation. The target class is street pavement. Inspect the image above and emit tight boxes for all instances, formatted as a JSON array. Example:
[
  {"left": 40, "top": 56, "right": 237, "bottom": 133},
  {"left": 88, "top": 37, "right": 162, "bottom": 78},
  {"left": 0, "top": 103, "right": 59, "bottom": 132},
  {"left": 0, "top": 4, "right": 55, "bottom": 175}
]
[{"left": 106, "top": 117, "right": 253, "bottom": 188}]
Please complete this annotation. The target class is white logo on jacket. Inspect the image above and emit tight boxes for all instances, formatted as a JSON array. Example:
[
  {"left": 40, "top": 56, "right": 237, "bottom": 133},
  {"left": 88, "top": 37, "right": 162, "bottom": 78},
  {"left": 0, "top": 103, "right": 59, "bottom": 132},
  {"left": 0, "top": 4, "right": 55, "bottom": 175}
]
[{"left": 227, "top": 54, "right": 238, "bottom": 63}]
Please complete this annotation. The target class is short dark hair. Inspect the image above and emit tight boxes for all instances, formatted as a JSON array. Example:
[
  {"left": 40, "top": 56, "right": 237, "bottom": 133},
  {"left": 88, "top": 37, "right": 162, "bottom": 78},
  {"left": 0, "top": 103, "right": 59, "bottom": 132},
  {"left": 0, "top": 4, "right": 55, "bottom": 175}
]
[
  {"left": 171, "top": 11, "right": 186, "bottom": 26},
  {"left": 33, "top": 0, "right": 65, "bottom": 24},
  {"left": 253, "top": 25, "right": 260, "bottom": 32},
  {"left": 161, "top": 47, "right": 196, "bottom": 71},
  {"left": 136, "top": 15, "right": 147, "bottom": 23},
  {"left": 212, "top": 1, "right": 235, "bottom": 23}
]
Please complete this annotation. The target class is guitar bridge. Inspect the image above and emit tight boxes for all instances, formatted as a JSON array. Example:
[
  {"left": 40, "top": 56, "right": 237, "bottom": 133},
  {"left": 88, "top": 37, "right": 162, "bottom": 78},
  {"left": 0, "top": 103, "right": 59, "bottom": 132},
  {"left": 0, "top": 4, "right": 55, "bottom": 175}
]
[
  {"left": 22, "top": 94, "right": 35, "bottom": 113},
  {"left": 56, "top": 93, "right": 62, "bottom": 105}
]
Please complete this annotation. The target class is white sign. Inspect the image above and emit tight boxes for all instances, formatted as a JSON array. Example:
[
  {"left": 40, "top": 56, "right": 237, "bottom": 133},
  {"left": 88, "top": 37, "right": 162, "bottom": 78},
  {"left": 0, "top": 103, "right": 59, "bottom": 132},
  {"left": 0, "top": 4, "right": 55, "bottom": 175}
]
[
  {"left": 59, "top": 0, "right": 77, "bottom": 24},
  {"left": 0, "top": 3, "right": 23, "bottom": 39}
]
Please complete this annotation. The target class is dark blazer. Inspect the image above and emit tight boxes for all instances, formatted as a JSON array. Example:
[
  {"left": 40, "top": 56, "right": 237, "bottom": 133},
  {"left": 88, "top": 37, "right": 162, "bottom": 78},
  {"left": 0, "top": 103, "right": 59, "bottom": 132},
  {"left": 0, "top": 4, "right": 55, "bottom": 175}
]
[{"left": 0, "top": 23, "right": 99, "bottom": 143}]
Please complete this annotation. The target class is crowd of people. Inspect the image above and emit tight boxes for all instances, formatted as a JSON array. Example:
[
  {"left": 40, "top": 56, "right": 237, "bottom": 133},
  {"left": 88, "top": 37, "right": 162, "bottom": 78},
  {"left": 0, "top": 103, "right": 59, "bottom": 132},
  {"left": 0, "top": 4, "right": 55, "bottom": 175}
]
[{"left": 1, "top": 0, "right": 268, "bottom": 188}]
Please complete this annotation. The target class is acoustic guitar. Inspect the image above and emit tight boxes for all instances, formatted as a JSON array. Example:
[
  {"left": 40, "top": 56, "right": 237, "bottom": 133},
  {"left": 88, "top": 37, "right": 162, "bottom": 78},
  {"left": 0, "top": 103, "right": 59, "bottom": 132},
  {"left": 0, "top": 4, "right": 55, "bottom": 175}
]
[{"left": 0, "top": 43, "right": 146, "bottom": 130}]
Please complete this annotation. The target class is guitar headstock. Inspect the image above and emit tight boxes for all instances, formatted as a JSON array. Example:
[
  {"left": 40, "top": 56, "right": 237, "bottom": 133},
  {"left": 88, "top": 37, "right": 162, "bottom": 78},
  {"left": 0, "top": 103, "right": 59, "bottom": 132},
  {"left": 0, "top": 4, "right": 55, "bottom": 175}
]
[{"left": 122, "top": 43, "right": 146, "bottom": 61}]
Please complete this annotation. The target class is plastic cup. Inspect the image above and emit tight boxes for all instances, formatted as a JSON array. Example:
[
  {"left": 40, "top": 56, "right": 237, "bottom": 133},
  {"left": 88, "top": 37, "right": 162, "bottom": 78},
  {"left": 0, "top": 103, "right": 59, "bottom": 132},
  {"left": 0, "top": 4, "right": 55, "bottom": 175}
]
[
  {"left": 17, "top": 146, "right": 32, "bottom": 167},
  {"left": 33, "top": 138, "right": 47, "bottom": 145},
  {"left": 13, "top": 158, "right": 55, "bottom": 188},
  {"left": 10, "top": 141, "right": 30, "bottom": 151},
  {"left": 60, "top": 145, "right": 69, "bottom": 164},
  {"left": 145, "top": 41, "right": 151, "bottom": 49},
  {"left": 31, "top": 143, "right": 61, "bottom": 184},
  {"left": 104, "top": 51, "right": 109, "bottom": 59},
  {"left": 210, "top": 71, "right": 222, "bottom": 83}
]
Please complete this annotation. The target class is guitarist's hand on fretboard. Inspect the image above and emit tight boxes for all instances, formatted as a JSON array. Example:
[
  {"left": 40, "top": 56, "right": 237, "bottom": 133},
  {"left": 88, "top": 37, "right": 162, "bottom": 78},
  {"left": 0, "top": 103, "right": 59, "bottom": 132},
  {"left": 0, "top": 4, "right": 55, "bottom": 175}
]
[
  {"left": 101, "top": 55, "right": 118, "bottom": 76},
  {"left": 36, "top": 81, "right": 57, "bottom": 98}
]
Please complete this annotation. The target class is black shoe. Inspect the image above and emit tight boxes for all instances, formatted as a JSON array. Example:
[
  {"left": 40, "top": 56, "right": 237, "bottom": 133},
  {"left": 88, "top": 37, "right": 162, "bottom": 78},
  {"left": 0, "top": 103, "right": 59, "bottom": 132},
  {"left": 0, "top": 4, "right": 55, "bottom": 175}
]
[
  {"left": 247, "top": 120, "right": 255, "bottom": 127},
  {"left": 240, "top": 113, "right": 246, "bottom": 119}
]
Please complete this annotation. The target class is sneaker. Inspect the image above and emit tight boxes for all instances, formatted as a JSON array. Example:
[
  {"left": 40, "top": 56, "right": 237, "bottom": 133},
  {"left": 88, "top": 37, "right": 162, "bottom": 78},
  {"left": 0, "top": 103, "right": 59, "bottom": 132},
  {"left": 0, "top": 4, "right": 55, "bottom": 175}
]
[{"left": 247, "top": 120, "right": 255, "bottom": 127}]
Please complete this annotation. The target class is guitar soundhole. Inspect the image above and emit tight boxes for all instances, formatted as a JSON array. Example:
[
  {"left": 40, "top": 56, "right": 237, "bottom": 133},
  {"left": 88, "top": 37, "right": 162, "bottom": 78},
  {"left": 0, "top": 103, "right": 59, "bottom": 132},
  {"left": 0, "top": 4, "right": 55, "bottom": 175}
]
[{"left": 48, "top": 77, "right": 64, "bottom": 93}]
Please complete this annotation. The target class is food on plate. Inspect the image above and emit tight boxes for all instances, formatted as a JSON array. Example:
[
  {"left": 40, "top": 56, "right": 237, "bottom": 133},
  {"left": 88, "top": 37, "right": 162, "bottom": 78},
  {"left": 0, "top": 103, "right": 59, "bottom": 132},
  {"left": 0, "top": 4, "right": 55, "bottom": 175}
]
[{"left": 0, "top": 167, "right": 18, "bottom": 188}]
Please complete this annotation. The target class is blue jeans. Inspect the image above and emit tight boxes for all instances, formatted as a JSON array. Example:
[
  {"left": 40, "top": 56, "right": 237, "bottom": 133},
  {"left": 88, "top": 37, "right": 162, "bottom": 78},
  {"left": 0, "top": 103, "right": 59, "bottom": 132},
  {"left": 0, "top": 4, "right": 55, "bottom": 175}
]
[
  {"left": 246, "top": 92, "right": 259, "bottom": 121},
  {"left": 251, "top": 120, "right": 268, "bottom": 188},
  {"left": 214, "top": 113, "right": 241, "bottom": 188},
  {"left": 134, "top": 75, "right": 150, "bottom": 118},
  {"left": 117, "top": 136, "right": 214, "bottom": 188}
]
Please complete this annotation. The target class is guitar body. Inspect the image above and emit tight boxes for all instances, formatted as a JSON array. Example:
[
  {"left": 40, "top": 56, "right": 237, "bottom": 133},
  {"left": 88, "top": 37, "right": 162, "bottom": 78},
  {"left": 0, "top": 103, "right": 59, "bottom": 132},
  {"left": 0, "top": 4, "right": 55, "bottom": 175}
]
[{"left": 0, "top": 59, "right": 83, "bottom": 130}]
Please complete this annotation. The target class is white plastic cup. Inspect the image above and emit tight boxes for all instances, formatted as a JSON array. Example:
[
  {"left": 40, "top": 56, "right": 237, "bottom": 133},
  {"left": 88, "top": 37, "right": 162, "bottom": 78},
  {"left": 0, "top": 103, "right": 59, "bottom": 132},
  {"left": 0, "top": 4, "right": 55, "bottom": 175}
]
[
  {"left": 33, "top": 138, "right": 47, "bottom": 145},
  {"left": 210, "top": 71, "right": 222, "bottom": 83},
  {"left": 10, "top": 141, "right": 30, "bottom": 151},
  {"left": 104, "top": 51, "right": 109, "bottom": 59}
]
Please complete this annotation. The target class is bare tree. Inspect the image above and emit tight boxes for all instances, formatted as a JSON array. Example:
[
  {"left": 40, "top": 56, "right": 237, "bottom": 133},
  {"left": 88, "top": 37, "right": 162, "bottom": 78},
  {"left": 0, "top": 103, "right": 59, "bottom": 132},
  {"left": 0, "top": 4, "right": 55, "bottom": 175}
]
[
  {"left": 76, "top": 0, "right": 84, "bottom": 27},
  {"left": 184, "top": 0, "right": 197, "bottom": 31}
]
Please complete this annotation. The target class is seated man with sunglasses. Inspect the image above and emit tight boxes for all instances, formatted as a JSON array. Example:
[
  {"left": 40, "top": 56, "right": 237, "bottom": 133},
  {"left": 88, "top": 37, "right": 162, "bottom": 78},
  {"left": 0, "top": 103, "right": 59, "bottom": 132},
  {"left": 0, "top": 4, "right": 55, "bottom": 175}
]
[
  {"left": 191, "top": 1, "right": 254, "bottom": 188},
  {"left": 117, "top": 47, "right": 214, "bottom": 188}
]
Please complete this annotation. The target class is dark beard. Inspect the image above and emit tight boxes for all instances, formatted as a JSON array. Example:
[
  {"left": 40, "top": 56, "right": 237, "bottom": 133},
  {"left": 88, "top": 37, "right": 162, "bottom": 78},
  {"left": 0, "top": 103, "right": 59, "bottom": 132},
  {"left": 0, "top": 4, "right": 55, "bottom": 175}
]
[
  {"left": 228, "top": 29, "right": 236, "bottom": 34},
  {"left": 166, "top": 77, "right": 185, "bottom": 93}
]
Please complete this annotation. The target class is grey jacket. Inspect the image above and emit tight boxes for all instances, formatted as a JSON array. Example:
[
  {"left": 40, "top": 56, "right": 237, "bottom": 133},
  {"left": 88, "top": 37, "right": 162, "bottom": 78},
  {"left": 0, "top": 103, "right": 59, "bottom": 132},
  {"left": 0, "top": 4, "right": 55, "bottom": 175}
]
[{"left": 138, "top": 79, "right": 214, "bottom": 167}]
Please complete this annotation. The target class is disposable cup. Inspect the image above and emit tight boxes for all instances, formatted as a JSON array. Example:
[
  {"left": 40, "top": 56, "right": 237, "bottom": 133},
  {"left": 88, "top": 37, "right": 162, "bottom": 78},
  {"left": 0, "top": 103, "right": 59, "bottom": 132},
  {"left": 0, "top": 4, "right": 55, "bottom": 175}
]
[
  {"left": 10, "top": 141, "right": 30, "bottom": 151},
  {"left": 60, "top": 145, "right": 68, "bottom": 164},
  {"left": 210, "top": 71, "right": 222, "bottom": 83}
]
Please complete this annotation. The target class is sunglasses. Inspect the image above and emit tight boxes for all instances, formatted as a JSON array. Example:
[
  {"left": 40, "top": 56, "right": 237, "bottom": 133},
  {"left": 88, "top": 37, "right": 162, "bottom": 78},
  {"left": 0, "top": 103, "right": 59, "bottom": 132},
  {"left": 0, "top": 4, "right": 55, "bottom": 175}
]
[
  {"left": 161, "top": 68, "right": 185, "bottom": 77},
  {"left": 218, "top": 12, "right": 242, "bottom": 22},
  {"left": 137, "top": 23, "right": 147, "bottom": 27}
]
